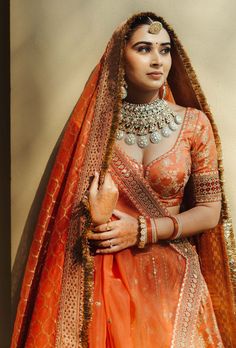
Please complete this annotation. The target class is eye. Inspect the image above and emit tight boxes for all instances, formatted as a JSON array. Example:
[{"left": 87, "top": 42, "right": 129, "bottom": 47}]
[
  {"left": 160, "top": 47, "right": 171, "bottom": 55},
  {"left": 136, "top": 45, "right": 152, "bottom": 53}
]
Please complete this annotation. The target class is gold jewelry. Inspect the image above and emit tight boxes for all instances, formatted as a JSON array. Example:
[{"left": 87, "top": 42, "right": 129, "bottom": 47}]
[
  {"left": 106, "top": 223, "right": 112, "bottom": 231},
  {"left": 137, "top": 216, "right": 147, "bottom": 248},
  {"left": 148, "top": 21, "right": 163, "bottom": 34},
  {"left": 161, "top": 81, "right": 167, "bottom": 100},
  {"left": 116, "top": 99, "right": 183, "bottom": 149},
  {"left": 121, "top": 79, "right": 128, "bottom": 100},
  {"left": 151, "top": 218, "right": 158, "bottom": 243}
]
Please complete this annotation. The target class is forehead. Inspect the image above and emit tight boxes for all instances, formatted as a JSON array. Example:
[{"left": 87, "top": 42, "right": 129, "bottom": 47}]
[{"left": 128, "top": 25, "right": 171, "bottom": 44}]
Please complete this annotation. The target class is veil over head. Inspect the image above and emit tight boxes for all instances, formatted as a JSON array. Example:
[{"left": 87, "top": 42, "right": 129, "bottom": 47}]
[{"left": 11, "top": 12, "right": 236, "bottom": 348}]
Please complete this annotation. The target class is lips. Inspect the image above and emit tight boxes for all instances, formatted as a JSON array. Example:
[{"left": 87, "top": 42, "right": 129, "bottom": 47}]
[
  {"left": 147, "top": 71, "right": 163, "bottom": 80},
  {"left": 147, "top": 71, "right": 163, "bottom": 76}
]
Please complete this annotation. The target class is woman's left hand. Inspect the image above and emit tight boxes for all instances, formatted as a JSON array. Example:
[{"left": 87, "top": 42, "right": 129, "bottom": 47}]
[{"left": 87, "top": 209, "right": 138, "bottom": 254}]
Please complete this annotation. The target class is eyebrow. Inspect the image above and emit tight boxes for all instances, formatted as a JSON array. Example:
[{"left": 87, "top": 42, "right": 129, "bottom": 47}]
[{"left": 132, "top": 41, "right": 171, "bottom": 48}]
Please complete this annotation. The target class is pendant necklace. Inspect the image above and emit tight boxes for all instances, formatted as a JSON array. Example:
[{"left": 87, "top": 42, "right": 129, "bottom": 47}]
[{"left": 116, "top": 98, "right": 183, "bottom": 149}]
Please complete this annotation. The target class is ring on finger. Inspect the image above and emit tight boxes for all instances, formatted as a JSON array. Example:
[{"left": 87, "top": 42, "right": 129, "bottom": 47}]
[
  {"left": 109, "top": 241, "right": 113, "bottom": 248},
  {"left": 106, "top": 223, "right": 112, "bottom": 231}
]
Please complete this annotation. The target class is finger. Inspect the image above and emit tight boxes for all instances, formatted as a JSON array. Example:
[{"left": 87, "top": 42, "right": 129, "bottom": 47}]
[
  {"left": 112, "top": 209, "right": 126, "bottom": 219},
  {"left": 87, "top": 230, "right": 118, "bottom": 241},
  {"left": 97, "top": 238, "right": 121, "bottom": 248},
  {"left": 103, "top": 172, "right": 114, "bottom": 185},
  {"left": 93, "top": 221, "right": 117, "bottom": 232},
  {"left": 96, "top": 242, "right": 127, "bottom": 254},
  {"left": 102, "top": 172, "right": 118, "bottom": 190},
  {"left": 89, "top": 171, "right": 99, "bottom": 195}
]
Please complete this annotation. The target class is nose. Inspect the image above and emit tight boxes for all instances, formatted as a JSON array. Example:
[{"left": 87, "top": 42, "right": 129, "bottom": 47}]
[{"left": 150, "top": 48, "right": 162, "bottom": 67}]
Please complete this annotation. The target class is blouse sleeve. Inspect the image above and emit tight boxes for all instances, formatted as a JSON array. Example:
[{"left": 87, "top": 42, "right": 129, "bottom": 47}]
[{"left": 190, "top": 111, "right": 222, "bottom": 203}]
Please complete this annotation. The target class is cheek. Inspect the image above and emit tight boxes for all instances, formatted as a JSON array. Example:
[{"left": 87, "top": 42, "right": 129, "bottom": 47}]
[
  {"left": 124, "top": 55, "right": 147, "bottom": 80},
  {"left": 125, "top": 56, "right": 138, "bottom": 72},
  {"left": 164, "top": 56, "right": 172, "bottom": 75}
]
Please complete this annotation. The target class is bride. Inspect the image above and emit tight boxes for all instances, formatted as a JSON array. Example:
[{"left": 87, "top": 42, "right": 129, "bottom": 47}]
[{"left": 11, "top": 12, "right": 236, "bottom": 348}]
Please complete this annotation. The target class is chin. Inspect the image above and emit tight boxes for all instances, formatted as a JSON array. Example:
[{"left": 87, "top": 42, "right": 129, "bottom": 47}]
[
  {"left": 145, "top": 79, "right": 164, "bottom": 89},
  {"left": 130, "top": 80, "right": 163, "bottom": 95},
  {"left": 142, "top": 83, "right": 163, "bottom": 92}
]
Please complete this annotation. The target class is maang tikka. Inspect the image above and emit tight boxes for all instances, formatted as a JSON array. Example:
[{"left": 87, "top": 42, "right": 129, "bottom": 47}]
[{"left": 148, "top": 19, "right": 163, "bottom": 34}]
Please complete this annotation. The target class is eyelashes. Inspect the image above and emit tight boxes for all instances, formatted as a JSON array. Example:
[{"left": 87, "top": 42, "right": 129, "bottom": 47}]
[
  {"left": 161, "top": 47, "right": 171, "bottom": 54},
  {"left": 136, "top": 46, "right": 171, "bottom": 54},
  {"left": 137, "top": 46, "right": 152, "bottom": 53}
]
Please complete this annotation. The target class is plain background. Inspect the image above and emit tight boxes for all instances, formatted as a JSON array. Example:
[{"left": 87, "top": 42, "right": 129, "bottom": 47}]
[{"left": 10, "top": 1, "right": 236, "bottom": 339}]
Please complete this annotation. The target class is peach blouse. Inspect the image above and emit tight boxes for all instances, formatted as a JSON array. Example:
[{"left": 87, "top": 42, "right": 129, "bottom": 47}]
[{"left": 117, "top": 107, "right": 222, "bottom": 207}]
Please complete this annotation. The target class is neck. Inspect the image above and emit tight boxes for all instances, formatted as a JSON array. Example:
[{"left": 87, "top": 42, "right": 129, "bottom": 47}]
[{"left": 125, "top": 86, "right": 160, "bottom": 104}]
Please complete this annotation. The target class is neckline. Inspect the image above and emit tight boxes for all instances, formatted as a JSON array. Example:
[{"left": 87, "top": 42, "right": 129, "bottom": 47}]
[
  {"left": 123, "top": 97, "right": 164, "bottom": 108},
  {"left": 114, "top": 107, "right": 190, "bottom": 172}
]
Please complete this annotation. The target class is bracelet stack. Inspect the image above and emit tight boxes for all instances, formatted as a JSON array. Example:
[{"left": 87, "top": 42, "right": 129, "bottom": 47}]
[
  {"left": 137, "top": 216, "right": 158, "bottom": 248},
  {"left": 137, "top": 215, "right": 183, "bottom": 248}
]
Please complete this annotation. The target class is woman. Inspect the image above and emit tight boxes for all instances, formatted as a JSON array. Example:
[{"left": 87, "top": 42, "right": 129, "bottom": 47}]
[{"left": 11, "top": 12, "right": 236, "bottom": 348}]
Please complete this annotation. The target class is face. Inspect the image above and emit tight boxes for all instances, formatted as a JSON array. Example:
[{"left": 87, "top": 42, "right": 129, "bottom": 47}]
[{"left": 124, "top": 25, "right": 172, "bottom": 94}]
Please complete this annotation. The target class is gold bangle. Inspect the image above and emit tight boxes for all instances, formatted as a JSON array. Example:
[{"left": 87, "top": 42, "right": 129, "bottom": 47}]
[
  {"left": 138, "top": 215, "right": 147, "bottom": 248},
  {"left": 168, "top": 216, "right": 179, "bottom": 240},
  {"left": 151, "top": 218, "right": 158, "bottom": 243},
  {"left": 174, "top": 215, "right": 183, "bottom": 239}
]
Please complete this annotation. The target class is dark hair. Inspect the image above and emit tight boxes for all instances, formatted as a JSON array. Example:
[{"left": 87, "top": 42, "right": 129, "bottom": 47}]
[{"left": 125, "top": 12, "right": 167, "bottom": 41}]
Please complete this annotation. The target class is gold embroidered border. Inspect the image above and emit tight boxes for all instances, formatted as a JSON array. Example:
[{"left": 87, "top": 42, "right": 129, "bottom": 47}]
[
  {"left": 170, "top": 241, "right": 204, "bottom": 348},
  {"left": 55, "top": 28, "right": 125, "bottom": 347},
  {"left": 111, "top": 145, "right": 205, "bottom": 347},
  {"left": 55, "top": 218, "right": 85, "bottom": 348},
  {"left": 191, "top": 170, "right": 221, "bottom": 203},
  {"left": 111, "top": 148, "right": 166, "bottom": 217}
]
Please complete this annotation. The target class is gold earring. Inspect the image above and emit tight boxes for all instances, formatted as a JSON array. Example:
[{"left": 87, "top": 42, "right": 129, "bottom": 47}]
[
  {"left": 121, "top": 79, "right": 128, "bottom": 100},
  {"left": 161, "top": 82, "right": 167, "bottom": 100}
]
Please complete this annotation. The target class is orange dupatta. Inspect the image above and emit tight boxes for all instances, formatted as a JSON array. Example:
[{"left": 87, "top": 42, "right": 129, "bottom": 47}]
[{"left": 11, "top": 12, "right": 236, "bottom": 348}]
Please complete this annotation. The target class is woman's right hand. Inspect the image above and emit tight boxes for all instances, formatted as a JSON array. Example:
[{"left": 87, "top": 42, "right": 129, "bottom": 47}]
[{"left": 89, "top": 171, "right": 119, "bottom": 225}]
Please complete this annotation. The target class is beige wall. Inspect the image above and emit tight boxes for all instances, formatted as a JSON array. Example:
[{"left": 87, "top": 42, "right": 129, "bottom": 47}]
[{"left": 11, "top": 0, "right": 236, "bottom": 265}]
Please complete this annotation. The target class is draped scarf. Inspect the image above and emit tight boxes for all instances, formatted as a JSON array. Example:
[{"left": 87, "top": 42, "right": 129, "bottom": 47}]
[{"left": 11, "top": 12, "right": 236, "bottom": 348}]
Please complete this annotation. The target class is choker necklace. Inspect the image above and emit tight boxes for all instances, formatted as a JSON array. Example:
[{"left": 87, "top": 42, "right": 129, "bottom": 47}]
[{"left": 116, "top": 99, "right": 183, "bottom": 148}]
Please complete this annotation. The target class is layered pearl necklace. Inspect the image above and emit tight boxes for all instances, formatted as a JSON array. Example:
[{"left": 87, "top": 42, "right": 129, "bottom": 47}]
[{"left": 116, "top": 98, "right": 183, "bottom": 149}]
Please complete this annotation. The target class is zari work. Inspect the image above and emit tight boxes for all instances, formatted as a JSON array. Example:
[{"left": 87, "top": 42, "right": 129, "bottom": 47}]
[{"left": 11, "top": 12, "right": 236, "bottom": 348}]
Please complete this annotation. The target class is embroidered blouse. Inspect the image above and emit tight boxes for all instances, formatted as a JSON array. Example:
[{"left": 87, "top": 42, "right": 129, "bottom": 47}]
[{"left": 114, "top": 108, "right": 222, "bottom": 207}]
